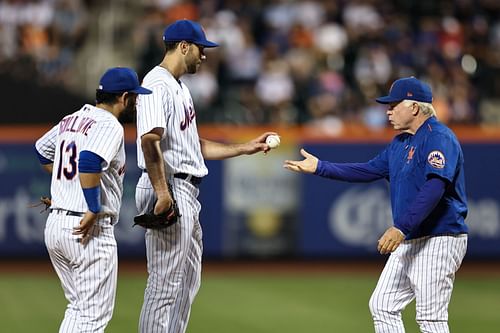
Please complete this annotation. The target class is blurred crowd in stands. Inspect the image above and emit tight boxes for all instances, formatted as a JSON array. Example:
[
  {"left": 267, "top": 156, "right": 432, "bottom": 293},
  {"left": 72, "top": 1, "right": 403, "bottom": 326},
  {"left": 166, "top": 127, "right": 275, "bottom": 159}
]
[
  {"left": 1, "top": 0, "right": 500, "bottom": 128},
  {"left": 0, "top": 0, "right": 88, "bottom": 86}
]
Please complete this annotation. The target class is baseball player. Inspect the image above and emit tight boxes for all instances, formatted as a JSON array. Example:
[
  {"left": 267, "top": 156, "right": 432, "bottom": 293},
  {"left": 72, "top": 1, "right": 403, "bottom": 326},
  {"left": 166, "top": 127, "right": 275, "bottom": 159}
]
[
  {"left": 35, "top": 67, "right": 151, "bottom": 333},
  {"left": 284, "top": 77, "right": 468, "bottom": 333},
  {"left": 135, "top": 19, "right": 276, "bottom": 333}
]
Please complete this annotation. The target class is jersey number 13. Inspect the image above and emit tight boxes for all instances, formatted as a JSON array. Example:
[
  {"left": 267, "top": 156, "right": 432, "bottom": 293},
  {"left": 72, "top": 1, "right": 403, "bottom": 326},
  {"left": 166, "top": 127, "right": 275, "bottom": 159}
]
[{"left": 56, "top": 140, "right": 77, "bottom": 180}]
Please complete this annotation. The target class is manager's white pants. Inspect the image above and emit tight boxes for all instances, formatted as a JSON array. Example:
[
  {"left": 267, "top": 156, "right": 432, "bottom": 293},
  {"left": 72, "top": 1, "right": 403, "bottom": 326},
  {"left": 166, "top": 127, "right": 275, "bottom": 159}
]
[{"left": 369, "top": 234, "right": 467, "bottom": 333}]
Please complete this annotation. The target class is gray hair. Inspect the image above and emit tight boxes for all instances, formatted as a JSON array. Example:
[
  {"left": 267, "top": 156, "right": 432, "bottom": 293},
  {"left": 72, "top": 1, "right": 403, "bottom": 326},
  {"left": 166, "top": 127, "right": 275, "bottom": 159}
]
[{"left": 403, "top": 100, "right": 436, "bottom": 117}]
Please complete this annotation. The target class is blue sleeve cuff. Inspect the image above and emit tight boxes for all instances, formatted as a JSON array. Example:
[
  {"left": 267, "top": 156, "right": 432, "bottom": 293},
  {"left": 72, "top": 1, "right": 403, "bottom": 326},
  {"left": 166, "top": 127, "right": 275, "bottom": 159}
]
[
  {"left": 79, "top": 151, "right": 104, "bottom": 173},
  {"left": 314, "top": 160, "right": 324, "bottom": 175},
  {"left": 82, "top": 186, "right": 101, "bottom": 213},
  {"left": 35, "top": 145, "right": 53, "bottom": 165}
]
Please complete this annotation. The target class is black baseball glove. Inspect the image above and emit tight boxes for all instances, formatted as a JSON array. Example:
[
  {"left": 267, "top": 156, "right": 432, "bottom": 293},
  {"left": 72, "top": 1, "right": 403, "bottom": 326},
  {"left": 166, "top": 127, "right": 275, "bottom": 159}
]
[{"left": 133, "top": 184, "right": 181, "bottom": 229}]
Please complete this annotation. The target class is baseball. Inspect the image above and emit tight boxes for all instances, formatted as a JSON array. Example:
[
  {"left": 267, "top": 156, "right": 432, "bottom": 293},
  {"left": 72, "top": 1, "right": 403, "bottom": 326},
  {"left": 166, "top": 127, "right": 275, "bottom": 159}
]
[{"left": 266, "top": 135, "right": 280, "bottom": 149}]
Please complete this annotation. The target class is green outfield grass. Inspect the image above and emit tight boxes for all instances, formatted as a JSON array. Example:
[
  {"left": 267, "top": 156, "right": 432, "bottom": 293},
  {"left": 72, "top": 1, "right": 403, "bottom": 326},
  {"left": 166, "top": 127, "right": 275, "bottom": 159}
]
[{"left": 1, "top": 271, "right": 499, "bottom": 332}]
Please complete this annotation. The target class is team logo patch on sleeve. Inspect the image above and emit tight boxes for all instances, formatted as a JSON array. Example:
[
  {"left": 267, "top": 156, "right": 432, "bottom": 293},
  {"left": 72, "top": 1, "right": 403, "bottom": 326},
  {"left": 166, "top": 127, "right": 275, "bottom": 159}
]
[{"left": 427, "top": 150, "right": 446, "bottom": 169}]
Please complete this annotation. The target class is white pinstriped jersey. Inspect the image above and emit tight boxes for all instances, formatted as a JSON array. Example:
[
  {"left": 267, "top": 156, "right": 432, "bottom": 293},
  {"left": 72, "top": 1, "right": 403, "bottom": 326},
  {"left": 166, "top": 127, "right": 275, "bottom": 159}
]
[
  {"left": 36, "top": 104, "right": 125, "bottom": 219},
  {"left": 136, "top": 66, "right": 208, "bottom": 177}
]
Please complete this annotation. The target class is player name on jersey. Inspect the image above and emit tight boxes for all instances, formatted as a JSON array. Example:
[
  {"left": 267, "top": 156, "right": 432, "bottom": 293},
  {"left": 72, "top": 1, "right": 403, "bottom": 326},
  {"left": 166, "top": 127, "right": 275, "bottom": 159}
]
[{"left": 58, "top": 115, "right": 96, "bottom": 136}]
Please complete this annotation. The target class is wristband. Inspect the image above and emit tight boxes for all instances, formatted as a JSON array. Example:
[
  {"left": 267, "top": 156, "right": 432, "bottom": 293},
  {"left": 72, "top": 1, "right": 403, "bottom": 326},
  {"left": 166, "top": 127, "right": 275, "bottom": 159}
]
[{"left": 82, "top": 186, "right": 101, "bottom": 213}]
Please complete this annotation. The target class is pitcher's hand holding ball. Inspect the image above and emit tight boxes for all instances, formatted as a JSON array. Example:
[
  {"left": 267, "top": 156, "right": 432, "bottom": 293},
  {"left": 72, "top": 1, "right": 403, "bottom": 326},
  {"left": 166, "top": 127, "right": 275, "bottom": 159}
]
[{"left": 266, "top": 135, "right": 280, "bottom": 149}]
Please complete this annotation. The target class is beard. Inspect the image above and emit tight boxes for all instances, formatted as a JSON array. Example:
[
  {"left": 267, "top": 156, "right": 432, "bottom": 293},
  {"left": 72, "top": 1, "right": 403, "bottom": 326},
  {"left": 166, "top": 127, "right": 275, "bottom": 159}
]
[
  {"left": 118, "top": 98, "right": 137, "bottom": 123},
  {"left": 186, "top": 61, "right": 199, "bottom": 74},
  {"left": 186, "top": 53, "right": 200, "bottom": 74}
]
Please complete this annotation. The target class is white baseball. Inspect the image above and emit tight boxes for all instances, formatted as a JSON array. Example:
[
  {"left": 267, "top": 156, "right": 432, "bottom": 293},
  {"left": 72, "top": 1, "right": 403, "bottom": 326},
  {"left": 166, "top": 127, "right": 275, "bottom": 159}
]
[{"left": 266, "top": 135, "right": 280, "bottom": 149}]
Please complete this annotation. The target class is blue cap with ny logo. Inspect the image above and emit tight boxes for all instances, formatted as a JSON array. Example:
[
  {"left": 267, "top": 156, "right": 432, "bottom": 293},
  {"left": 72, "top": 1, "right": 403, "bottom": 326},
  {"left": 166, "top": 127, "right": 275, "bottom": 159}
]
[
  {"left": 98, "top": 67, "right": 152, "bottom": 95},
  {"left": 163, "top": 19, "right": 218, "bottom": 48},
  {"left": 376, "top": 77, "right": 433, "bottom": 104}
]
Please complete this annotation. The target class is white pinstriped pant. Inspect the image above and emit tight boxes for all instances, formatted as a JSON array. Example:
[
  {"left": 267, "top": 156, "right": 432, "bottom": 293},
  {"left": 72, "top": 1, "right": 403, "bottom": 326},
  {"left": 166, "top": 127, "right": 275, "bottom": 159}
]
[
  {"left": 136, "top": 173, "right": 203, "bottom": 333},
  {"left": 369, "top": 234, "right": 467, "bottom": 333},
  {"left": 44, "top": 211, "right": 117, "bottom": 333}
]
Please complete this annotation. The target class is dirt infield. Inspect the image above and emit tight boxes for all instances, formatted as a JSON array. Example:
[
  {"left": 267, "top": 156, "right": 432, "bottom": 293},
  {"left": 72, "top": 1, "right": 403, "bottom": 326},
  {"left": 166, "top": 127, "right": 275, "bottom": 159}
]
[{"left": 1, "top": 259, "right": 499, "bottom": 276}]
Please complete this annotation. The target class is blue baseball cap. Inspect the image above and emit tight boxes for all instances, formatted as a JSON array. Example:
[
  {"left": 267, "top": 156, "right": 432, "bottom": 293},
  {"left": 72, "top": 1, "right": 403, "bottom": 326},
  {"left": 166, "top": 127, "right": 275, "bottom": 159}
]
[
  {"left": 163, "top": 19, "right": 218, "bottom": 48},
  {"left": 98, "top": 67, "right": 152, "bottom": 94},
  {"left": 376, "top": 77, "right": 432, "bottom": 104}
]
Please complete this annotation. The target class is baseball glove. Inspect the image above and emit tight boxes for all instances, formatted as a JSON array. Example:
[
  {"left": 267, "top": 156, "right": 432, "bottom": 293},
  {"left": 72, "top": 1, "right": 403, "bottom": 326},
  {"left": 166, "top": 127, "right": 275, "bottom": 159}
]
[
  {"left": 29, "top": 196, "right": 52, "bottom": 213},
  {"left": 133, "top": 184, "right": 181, "bottom": 229}
]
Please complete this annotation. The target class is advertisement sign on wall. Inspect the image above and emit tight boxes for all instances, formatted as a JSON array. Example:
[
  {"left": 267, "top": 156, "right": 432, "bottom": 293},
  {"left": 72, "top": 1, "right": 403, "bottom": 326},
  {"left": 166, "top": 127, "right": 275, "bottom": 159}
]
[{"left": 1, "top": 141, "right": 499, "bottom": 259}]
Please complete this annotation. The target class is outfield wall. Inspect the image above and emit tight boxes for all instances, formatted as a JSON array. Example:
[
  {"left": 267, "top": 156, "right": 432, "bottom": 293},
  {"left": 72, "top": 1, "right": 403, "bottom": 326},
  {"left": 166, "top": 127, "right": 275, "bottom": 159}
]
[{"left": 1, "top": 125, "right": 499, "bottom": 259}]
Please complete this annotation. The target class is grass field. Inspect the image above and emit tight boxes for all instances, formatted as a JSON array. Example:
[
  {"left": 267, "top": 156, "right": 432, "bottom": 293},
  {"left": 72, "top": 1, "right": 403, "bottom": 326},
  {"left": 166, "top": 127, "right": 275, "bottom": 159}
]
[{"left": 1, "top": 267, "right": 499, "bottom": 332}]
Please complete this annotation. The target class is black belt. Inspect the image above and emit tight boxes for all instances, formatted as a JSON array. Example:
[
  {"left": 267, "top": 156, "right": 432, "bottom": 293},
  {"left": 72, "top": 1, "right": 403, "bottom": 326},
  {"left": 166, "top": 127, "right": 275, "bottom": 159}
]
[
  {"left": 174, "top": 173, "right": 203, "bottom": 186},
  {"left": 49, "top": 208, "right": 85, "bottom": 217},
  {"left": 142, "top": 170, "right": 202, "bottom": 186}
]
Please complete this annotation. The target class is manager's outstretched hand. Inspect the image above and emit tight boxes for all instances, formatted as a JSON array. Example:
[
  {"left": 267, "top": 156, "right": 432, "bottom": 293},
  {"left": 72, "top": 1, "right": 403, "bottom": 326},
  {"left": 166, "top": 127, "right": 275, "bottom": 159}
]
[{"left": 283, "top": 148, "right": 319, "bottom": 174}]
